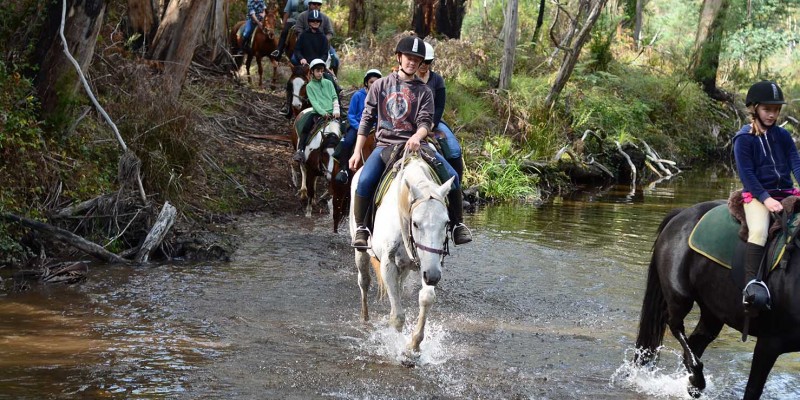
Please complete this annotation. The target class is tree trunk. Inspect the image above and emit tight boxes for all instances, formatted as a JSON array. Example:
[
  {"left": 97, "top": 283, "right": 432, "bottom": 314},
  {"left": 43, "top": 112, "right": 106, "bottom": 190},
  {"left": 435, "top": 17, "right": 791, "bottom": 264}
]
[
  {"left": 348, "top": 0, "right": 365, "bottom": 35},
  {"left": 435, "top": 0, "right": 466, "bottom": 39},
  {"left": 127, "top": 0, "right": 159, "bottom": 51},
  {"left": 147, "top": 0, "right": 213, "bottom": 99},
  {"left": 412, "top": 0, "right": 436, "bottom": 38},
  {"left": 690, "top": 0, "right": 731, "bottom": 101},
  {"left": 632, "top": 0, "right": 643, "bottom": 49},
  {"left": 498, "top": 0, "right": 519, "bottom": 91},
  {"left": 33, "top": 0, "right": 106, "bottom": 124},
  {"left": 545, "top": 0, "right": 607, "bottom": 109},
  {"left": 531, "top": 0, "right": 545, "bottom": 47},
  {"left": 202, "top": 0, "right": 228, "bottom": 63}
]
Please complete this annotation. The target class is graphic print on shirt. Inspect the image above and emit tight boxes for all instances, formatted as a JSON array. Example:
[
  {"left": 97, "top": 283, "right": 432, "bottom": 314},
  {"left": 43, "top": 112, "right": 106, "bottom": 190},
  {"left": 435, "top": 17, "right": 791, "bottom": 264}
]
[{"left": 380, "top": 84, "right": 416, "bottom": 132}]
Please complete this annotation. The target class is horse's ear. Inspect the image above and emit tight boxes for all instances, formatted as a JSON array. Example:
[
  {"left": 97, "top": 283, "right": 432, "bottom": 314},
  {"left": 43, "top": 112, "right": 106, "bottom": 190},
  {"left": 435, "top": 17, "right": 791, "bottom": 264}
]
[
  {"left": 406, "top": 178, "right": 425, "bottom": 200},
  {"left": 436, "top": 176, "right": 455, "bottom": 199}
]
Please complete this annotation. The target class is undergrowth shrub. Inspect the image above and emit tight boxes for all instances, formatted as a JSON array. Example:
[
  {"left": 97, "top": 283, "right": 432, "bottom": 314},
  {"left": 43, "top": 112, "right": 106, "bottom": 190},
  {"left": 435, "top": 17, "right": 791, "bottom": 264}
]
[{"left": 469, "top": 136, "right": 540, "bottom": 202}]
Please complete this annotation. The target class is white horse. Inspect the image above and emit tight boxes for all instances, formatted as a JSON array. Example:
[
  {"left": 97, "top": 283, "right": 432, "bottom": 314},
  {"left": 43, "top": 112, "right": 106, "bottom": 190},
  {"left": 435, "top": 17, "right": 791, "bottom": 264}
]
[
  {"left": 291, "top": 108, "right": 341, "bottom": 217},
  {"left": 349, "top": 152, "right": 454, "bottom": 353}
]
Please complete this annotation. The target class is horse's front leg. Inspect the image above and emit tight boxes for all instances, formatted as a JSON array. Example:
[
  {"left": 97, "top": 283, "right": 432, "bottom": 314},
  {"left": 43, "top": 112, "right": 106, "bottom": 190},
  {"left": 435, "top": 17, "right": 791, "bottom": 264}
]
[
  {"left": 744, "top": 336, "right": 783, "bottom": 400},
  {"left": 270, "top": 59, "right": 278, "bottom": 90},
  {"left": 383, "top": 258, "right": 405, "bottom": 331},
  {"left": 408, "top": 284, "right": 435, "bottom": 352},
  {"left": 256, "top": 57, "right": 264, "bottom": 87},
  {"left": 355, "top": 251, "right": 371, "bottom": 321}
]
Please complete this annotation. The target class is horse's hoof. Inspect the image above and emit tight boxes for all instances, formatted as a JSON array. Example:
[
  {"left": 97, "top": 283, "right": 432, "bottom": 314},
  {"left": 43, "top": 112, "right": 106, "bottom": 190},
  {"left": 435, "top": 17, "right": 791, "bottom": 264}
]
[
  {"left": 687, "top": 385, "right": 702, "bottom": 398},
  {"left": 400, "top": 348, "right": 420, "bottom": 368}
]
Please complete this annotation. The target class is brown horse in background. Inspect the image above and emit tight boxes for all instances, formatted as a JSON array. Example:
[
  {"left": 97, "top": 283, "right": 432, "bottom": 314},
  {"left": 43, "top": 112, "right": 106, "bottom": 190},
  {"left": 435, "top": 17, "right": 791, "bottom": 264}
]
[
  {"left": 329, "top": 133, "right": 375, "bottom": 233},
  {"left": 230, "top": 7, "right": 280, "bottom": 88}
]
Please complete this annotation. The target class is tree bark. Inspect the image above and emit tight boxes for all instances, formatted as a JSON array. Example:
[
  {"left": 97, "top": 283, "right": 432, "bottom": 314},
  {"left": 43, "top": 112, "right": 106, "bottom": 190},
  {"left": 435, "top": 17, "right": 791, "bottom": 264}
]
[
  {"left": 633, "top": 0, "right": 643, "bottom": 49},
  {"left": 147, "top": 0, "right": 213, "bottom": 99},
  {"left": 412, "top": 0, "right": 437, "bottom": 38},
  {"left": 435, "top": 0, "right": 466, "bottom": 39},
  {"left": 202, "top": 0, "right": 228, "bottom": 62},
  {"left": 498, "top": 0, "right": 519, "bottom": 91},
  {"left": 545, "top": 0, "right": 607, "bottom": 109},
  {"left": 135, "top": 202, "right": 177, "bottom": 263},
  {"left": 690, "top": 0, "right": 731, "bottom": 101},
  {"left": 33, "top": 0, "right": 106, "bottom": 123},
  {"left": 127, "top": 0, "right": 159, "bottom": 51},
  {"left": 348, "top": 0, "right": 365, "bottom": 35},
  {"left": 531, "top": 0, "right": 546, "bottom": 47}
]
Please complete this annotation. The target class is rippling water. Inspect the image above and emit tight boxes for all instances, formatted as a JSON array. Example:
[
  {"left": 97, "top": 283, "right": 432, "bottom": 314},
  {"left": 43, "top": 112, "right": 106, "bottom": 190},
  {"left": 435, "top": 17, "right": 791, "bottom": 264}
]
[{"left": 2, "top": 167, "right": 800, "bottom": 399}]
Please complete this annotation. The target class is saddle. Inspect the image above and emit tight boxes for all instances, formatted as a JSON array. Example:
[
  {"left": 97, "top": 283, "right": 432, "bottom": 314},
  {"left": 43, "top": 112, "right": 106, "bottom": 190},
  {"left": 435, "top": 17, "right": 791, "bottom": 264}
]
[
  {"left": 688, "top": 192, "right": 800, "bottom": 278},
  {"left": 236, "top": 24, "right": 256, "bottom": 48},
  {"left": 293, "top": 109, "right": 341, "bottom": 148}
]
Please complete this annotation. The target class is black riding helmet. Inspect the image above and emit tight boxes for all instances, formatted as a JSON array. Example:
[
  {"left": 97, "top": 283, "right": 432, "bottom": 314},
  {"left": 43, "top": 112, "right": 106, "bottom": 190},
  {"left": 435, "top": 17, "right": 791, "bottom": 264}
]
[
  {"left": 394, "top": 36, "right": 425, "bottom": 60},
  {"left": 308, "top": 9, "right": 322, "bottom": 22},
  {"left": 746, "top": 80, "right": 787, "bottom": 107}
]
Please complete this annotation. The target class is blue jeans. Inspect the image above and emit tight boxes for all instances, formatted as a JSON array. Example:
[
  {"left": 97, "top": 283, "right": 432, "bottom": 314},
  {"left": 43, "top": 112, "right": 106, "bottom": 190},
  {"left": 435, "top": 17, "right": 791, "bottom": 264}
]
[
  {"left": 355, "top": 145, "right": 459, "bottom": 198},
  {"left": 329, "top": 47, "right": 339, "bottom": 70},
  {"left": 436, "top": 121, "right": 462, "bottom": 159},
  {"left": 242, "top": 19, "right": 257, "bottom": 45},
  {"left": 343, "top": 127, "right": 358, "bottom": 150},
  {"left": 290, "top": 53, "right": 300, "bottom": 66}
]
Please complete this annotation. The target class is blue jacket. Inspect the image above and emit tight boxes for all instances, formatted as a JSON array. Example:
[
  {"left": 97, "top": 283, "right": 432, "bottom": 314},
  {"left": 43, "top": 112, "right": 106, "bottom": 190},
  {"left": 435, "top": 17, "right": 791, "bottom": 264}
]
[
  {"left": 733, "top": 124, "right": 800, "bottom": 203},
  {"left": 348, "top": 88, "right": 367, "bottom": 131}
]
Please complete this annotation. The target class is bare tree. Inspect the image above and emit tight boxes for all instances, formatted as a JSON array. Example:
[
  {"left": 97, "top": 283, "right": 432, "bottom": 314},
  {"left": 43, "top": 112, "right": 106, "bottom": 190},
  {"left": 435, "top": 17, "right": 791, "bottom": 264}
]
[
  {"left": 435, "top": 0, "right": 467, "bottom": 39},
  {"left": 632, "top": 0, "right": 644, "bottom": 48},
  {"left": 412, "top": 0, "right": 437, "bottom": 38},
  {"left": 544, "top": 0, "right": 608, "bottom": 109},
  {"left": 147, "top": 0, "right": 213, "bottom": 99},
  {"left": 127, "top": 0, "right": 160, "bottom": 51},
  {"left": 34, "top": 0, "right": 106, "bottom": 122},
  {"left": 498, "top": 0, "right": 519, "bottom": 90},
  {"left": 531, "top": 0, "right": 546, "bottom": 47},
  {"left": 348, "top": 0, "right": 365, "bottom": 35},
  {"left": 690, "top": 0, "right": 731, "bottom": 101},
  {"left": 203, "top": 0, "right": 229, "bottom": 62}
]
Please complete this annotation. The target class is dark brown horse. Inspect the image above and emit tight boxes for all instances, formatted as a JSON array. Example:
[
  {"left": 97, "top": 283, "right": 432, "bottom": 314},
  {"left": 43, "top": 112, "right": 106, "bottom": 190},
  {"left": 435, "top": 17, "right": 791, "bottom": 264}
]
[
  {"left": 329, "top": 133, "right": 375, "bottom": 233},
  {"left": 635, "top": 200, "right": 800, "bottom": 399},
  {"left": 230, "top": 6, "right": 280, "bottom": 88}
]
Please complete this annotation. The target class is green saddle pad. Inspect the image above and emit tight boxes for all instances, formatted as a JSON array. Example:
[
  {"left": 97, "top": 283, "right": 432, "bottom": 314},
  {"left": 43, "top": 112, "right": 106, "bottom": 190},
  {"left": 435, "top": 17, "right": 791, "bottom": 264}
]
[{"left": 688, "top": 204, "right": 796, "bottom": 270}]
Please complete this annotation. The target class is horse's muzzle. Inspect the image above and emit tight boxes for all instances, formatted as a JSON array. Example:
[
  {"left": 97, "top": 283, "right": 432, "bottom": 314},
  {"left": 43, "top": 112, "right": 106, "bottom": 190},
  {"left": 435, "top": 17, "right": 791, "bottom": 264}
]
[{"left": 423, "top": 269, "right": 441, "bottom": 286}]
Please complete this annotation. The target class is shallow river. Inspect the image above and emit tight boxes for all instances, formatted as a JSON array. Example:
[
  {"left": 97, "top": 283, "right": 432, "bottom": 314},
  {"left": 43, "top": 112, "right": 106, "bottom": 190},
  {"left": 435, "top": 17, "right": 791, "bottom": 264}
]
[{"left": 2, "top": 168, "right": 800, "bottom": 399}]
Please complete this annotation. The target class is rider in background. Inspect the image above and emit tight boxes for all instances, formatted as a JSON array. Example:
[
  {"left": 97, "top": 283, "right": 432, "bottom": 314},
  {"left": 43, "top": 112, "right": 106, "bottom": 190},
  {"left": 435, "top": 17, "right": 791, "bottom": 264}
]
[
  {"left": 291, "top": 10, "right": 328, "bottom": 67},
  {"left": 241, "top": 0, "right": 266, "bottom": 54},
  {"left": 349, "top": 36, "right": 472, "bottom": 249},
  {"left": 417, "top": 41, "right": 465, "bottom": 183},
  {"left": 335, "top": 68, "right": 382, "bottom": 184},
  {"left": 732, "top": 80, "right": 794, "bottom": 310},
  {"left": 271, "top": 0, "right": 308, "bottom": 60},
  {"left": 293, "top": 59, "right": 340, "bottom": 163},
  {"left": 291, "top": 0, "right": 340, "bottom": 74}
]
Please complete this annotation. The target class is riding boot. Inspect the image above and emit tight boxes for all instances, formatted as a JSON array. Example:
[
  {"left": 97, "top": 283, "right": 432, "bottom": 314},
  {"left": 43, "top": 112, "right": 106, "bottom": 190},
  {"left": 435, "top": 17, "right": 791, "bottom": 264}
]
[
  {"left": 282, "top": 87, "right": 292, "bottom": 117},
  {"left": 449, "top": 156, "right": 464, "bottom": 182},
  {"left": 447, "top": 190, "right": 472, "bottom": 245},
  {"left": 334, "top": 147, "right": 353, "bottom": 184},
  {"left": 742, "top": 242, "right": 771, "bottom": 311},
  {"left": 352, "top": 194, "right": 371, "bottom": 250},
  {"left": 294, "top": 129, "right": 309, "bottom": 163}
]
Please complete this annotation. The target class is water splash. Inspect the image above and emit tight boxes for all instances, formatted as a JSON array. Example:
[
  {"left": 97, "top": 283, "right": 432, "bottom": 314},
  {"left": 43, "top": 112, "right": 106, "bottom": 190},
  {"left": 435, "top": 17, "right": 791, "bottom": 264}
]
[
  {"left": 610, "top": 347, "right": 699, "bottom": 399},
  {"left": 362, "top": 316, "right": 456, "bottom": 367}
]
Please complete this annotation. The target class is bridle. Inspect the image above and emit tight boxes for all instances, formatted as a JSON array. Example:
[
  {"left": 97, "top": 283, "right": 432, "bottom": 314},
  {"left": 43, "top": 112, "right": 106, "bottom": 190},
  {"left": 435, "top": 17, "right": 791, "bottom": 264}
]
[{"left": 407, "top": 195, "right": 450, "bottom": 267}]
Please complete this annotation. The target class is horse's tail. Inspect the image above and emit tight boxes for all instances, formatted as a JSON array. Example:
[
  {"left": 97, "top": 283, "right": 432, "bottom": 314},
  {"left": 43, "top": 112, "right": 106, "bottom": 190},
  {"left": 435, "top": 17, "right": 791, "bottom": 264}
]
[
  {"left": 634, "top": 208, "right": 683, "bottom": 365},
  {"left": 370, "top": 256, "right": 386, "bottom": 300}
]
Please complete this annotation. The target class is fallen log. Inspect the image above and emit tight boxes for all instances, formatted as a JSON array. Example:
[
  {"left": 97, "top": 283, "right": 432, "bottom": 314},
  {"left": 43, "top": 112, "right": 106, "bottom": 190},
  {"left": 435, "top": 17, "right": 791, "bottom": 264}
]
[
  {"left": 0, "top": 213, "right": 130, "bottom": 264},
  {"left": 135, "top": 202, "right": 177, "bottom": 263}
]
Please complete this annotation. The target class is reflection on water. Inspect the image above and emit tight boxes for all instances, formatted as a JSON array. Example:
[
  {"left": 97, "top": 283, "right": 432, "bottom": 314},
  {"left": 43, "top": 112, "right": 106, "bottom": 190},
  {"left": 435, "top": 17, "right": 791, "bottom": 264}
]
[{"left": 1, "top": 167, "right": 799, "bottom": 399}]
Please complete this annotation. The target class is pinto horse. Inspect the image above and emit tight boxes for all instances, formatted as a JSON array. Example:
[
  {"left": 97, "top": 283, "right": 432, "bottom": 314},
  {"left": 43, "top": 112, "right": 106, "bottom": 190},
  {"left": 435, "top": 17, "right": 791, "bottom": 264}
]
[
  {"left": 290, "top": 110, "right": 341, "bottom": 217},
  {"left": 635, "top": 200, "right": 800, "bottom": 399},
  {"left": 230, "top": 7, "right": 280, "bottom": 88},
  {"left": 287, "top": 64, "right": 310, "bottom": 117},
  {"left": 350, "top": 151, "right": 455, "bottom": 357}
]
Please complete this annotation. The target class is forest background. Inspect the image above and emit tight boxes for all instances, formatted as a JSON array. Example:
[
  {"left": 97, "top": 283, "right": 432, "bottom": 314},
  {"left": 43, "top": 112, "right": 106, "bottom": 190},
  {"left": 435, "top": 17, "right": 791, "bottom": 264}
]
[{"left": 0, "top": 0, "right": 798, "bottom": 268}]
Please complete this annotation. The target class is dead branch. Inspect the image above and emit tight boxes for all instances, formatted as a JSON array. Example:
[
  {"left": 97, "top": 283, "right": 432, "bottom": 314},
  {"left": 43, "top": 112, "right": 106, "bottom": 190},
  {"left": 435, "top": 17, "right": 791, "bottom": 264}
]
[
  {"left": 135, "top": 202, "right": 177, "bottom": 263},
  {"left": 1, "top": 213, "right": 130, "bottom": 264}
]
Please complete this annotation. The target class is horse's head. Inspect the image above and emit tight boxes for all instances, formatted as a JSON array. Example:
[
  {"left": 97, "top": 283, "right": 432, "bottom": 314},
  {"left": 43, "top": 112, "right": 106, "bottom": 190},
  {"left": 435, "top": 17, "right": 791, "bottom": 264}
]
[
  {"left": 259, "top": 6, "right": 278, "bottom": 40},
  {"left": 404, "top": 168, "right": 455, "bottom": 286},
  {"left": 289, "top": 65, "right": 310, "bottom": 115}
]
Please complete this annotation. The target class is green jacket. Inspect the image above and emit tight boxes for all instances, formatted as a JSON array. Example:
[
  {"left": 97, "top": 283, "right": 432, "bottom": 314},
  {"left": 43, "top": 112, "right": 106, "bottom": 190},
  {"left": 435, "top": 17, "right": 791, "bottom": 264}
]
[{"left": 306, "top": 77, "right": 338, "bottom": 116}]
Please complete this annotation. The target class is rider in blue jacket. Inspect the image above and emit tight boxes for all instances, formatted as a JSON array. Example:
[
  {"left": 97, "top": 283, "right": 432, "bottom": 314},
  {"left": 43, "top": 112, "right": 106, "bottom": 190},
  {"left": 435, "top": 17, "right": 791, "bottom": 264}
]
[{"left": 334, "top": 69, "right": 382, "bottom": 184}]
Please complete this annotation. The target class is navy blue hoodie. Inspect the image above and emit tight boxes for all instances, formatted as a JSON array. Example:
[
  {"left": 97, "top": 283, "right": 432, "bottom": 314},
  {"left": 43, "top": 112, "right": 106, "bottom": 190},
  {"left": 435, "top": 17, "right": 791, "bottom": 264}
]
[{"left": 733, "top": 124, "right": 800, "bottom": 203}]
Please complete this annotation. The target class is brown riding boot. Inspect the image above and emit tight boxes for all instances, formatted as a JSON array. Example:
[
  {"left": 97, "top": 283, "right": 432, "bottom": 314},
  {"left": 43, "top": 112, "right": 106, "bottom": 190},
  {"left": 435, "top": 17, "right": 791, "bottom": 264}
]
[
  {"left": 448, "top": 190, "right": 472, "bottom": 245},
  {"left": 352, "top": 194, "right": 371, "bottom": 250}
]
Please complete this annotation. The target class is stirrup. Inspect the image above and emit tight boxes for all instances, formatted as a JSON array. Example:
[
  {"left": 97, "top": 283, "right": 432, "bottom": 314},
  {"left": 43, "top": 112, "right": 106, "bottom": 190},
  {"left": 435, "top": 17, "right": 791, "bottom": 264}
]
[
  {"left": 451, "top": 223, "right": 473, "bottom": 245},
  {"left": 270, "top": 50, "right": 280, "bottom": 58},
  {"left": 292, "top": 150, "right": 304, "bottom": 163},
  {"left": 743, "top": 279, "right": 771, "bottom": 310},
  {"left": 352, "top": 226, "right": 371, "bottom": 250},
  {"left": 334, "top": 169, "right": 349, "bottom": 184}
]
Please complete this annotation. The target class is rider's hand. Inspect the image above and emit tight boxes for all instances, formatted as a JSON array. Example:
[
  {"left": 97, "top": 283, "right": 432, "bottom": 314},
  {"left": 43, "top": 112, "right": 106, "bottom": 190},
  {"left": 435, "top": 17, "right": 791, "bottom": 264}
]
[
  {"left": 333, "top": 111, "right": 340, "bottom": 119},
  {"left": 764, "top": 197, "right": 783, "bottom": 212},
  {"left": 405, "top": 135, "right": 422, "bottom": 151},
  {"left": 300, "top": 59, "right": 307, "bottom": 65},
  {"left": 348, "top": 152, "right": 362, "bottom": 171}
]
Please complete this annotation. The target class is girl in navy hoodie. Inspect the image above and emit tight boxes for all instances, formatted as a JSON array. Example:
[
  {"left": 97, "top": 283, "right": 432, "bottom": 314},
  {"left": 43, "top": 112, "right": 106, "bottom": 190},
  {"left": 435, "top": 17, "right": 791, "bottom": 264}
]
[{"left": 733, "top": 80, "right": 794, "bottom": 310}]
